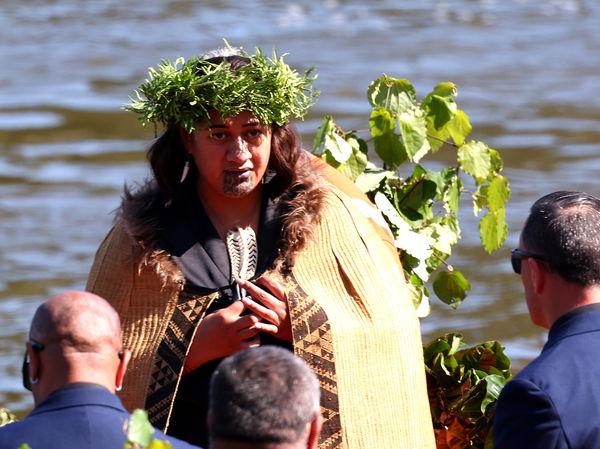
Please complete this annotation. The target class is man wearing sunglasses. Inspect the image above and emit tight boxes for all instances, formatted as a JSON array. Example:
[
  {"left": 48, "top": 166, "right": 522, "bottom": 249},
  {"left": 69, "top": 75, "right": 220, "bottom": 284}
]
[
  {"left": 0, "top": 291, "right": 199, "bottom": 449},
  {"left": 493, "top": 191, "right": 600, "bottom": 449}
]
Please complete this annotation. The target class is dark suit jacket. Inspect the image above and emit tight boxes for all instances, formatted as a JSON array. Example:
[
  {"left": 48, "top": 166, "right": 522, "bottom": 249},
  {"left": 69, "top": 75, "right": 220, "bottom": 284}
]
[
  {"left": 493, "top": 303, "right": 600, "bottom": 449},
  {"left": 0, "top": 383, "right": 200, "bottom": 449}
]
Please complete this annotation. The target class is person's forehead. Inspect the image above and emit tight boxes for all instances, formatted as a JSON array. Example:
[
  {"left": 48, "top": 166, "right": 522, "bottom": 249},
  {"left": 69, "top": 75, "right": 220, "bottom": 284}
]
[{"left": 206, "top": 110, "right": 264, "bottom": 126}]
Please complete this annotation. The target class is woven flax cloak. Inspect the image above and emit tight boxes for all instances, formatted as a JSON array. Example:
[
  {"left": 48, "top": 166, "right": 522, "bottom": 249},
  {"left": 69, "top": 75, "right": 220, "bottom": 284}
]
[{"left": 86, "top": 163, "right": 436, "bottom": 449}]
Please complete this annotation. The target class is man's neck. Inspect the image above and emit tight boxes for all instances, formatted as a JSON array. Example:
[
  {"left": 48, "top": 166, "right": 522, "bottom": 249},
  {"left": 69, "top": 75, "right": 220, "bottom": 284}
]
[{"left": 545, "top": 282, "right": 600, "bottom": 327}]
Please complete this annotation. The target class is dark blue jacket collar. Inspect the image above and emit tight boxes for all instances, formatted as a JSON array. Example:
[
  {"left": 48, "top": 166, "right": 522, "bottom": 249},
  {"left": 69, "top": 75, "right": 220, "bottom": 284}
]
[
  {"left": 545, "top": 302, "right": 600, "bottom": 350},
  {"left": 29, "top": 383, "right": 126, "bottom": 417}
]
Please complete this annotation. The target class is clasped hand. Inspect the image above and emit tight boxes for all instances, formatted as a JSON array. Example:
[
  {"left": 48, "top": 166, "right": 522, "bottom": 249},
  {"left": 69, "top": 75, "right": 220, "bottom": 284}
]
[{"left": 183, "top": 276, "right": 291, "bottom": 373}]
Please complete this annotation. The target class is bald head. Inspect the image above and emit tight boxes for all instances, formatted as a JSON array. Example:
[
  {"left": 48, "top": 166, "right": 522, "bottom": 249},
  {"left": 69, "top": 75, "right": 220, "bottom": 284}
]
[
  {"left": 30, "top": 291, "right": 122, "bottom": 355},
  {"left": 26, "top": 291, "right": 129, "bottom": 404}
]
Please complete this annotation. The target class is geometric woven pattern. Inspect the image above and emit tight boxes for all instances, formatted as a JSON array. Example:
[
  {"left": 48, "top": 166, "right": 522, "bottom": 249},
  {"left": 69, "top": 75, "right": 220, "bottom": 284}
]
[
  {"left": 287, "top": 282, "right": 345, "bottom": 449},
  {"left": 145, "top": 288, "right": 219, "bottom": 431}
]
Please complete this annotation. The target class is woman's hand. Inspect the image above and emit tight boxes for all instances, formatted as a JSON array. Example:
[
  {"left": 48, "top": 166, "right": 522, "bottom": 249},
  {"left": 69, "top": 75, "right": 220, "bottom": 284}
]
[
  {"left": 183, "top": 299, "right": 269, "bottom": 373},
  {"left": 236, "top": 276, "right": 292, "bottom": 342}
]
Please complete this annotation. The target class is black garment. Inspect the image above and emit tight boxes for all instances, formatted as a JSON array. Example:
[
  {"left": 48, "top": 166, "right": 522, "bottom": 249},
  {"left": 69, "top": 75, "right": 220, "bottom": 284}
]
[{"left": 158, "top": 180, "right": 291, "bottom": 447}]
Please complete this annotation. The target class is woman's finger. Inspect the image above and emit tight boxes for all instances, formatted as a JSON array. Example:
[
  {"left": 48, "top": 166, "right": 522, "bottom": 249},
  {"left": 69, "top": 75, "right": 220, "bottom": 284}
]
[
  {"left": 237, "top": 326, "right": 261, "bottom": 340},
  {"left": 234, "top": 313, "right": 260, "bottom": 330},
  {"left": 236, "top": 278, "right": 281, "bottom": 310},
  {"left": 240, "top": 296, "right": 280, "bottom": 325},
  {"left": 251, "top": 321, "right": 279, "bottom": 335},
  {"left": 255, "top": 276, "right": 286, "bottom": 301}
]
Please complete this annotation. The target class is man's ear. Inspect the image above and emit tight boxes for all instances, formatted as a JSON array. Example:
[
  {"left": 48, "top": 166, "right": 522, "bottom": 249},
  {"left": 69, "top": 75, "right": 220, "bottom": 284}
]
[
  {"left": 306, "top": 414, "right": 322, "bottom": 449},
  {"left": 115, "top": 349, "right": 132, "bottom": 392},
  {"left": 27, "top": 344, "right": 41, "bottom": 383},
  {"left": 528, "top": 258, "right": 546, "bottom": 296}
]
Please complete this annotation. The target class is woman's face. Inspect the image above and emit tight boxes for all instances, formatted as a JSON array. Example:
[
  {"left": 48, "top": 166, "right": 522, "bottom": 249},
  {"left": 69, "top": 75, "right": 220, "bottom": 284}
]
[{"left": 184, "top": 110, "right": 272, "bottom": 201}]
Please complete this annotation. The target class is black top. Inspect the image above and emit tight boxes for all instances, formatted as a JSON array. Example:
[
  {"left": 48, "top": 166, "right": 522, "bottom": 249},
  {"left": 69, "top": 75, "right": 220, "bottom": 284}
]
[{"left": 158, "top": 176, "right": 291, "bottom": 447}]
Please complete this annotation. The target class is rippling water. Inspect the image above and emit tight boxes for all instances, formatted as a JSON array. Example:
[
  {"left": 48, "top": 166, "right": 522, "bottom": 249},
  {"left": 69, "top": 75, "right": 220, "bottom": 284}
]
[{"left": 1, "top": 0, "right": 599, "bottom": 416}]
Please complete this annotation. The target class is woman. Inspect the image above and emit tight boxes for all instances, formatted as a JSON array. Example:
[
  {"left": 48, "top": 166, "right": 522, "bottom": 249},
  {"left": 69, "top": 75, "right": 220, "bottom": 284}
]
[{"left": 87, "top": 47, "right": 435, "bottom": 449}]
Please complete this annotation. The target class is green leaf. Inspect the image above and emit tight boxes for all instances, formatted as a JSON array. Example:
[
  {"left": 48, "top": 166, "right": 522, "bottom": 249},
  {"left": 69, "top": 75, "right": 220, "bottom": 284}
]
[
  {"left": 330, "top": 136, "right": 368, "bottom": 181},
  {"left": 423, "top": 339, "right": 451, "bottom": 362},
  {"left": 312, "top": 115, "right": 334, "bottom": 155},
  {"left": 489, "top": 148, "right": 503, "bottom": 172},
  {"left": 17, "top": 445, "right": 32, "bottom": 449},
  {"left": 354, "top": 170, "right": 395, "bottom": 193},
  {"left": 487, "top": 175, "right": 510, "bottom": 211},
  {"left": 480, "top": 209, "right": 507, "bottom": 253},
  {"left": 473, "top": 184, "right": 488, "bottom": 216},
  {"left": 480, "top": 374, "right": 507, "bottom": 414},
  {"left": 447, "top": 109, "right": 472, "bottom": 145},
  {"left": 422, "top": 94, "right": 456, "bottom": 130},
  {"left": 433, "top": 270, "right": 471, "bottom": 309},
  {"left": 457, "top": 141, "right": 492, "bottom": 181},
  {"left": 370, "top": 107, "right": 395, "bottom": 137},
  {"left": 327, "top": 132, "right": 353, "bottom": 163},
  {"left": 367, "top": 76, "right": 416, "bottom": 114},
  {"left": 398, "top": 109, "right": 431, "bottom": 162},
  {"left": 429, "top": 222, "right": 460, "bottom": 255},
  {"left": 370, "top": 108, "right": 407, "bottom": 169},
  {"left": 441, "top": 169, "right": 461, "bottom": 214},
  {"left": 127, "top": 409, "right": 155, "bottom": 448}
]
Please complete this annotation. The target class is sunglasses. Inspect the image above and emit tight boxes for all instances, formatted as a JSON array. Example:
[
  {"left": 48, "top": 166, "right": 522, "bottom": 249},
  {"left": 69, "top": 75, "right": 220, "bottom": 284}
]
[{"left": 511, "top": 248, "right": 548, "bottom": 274}]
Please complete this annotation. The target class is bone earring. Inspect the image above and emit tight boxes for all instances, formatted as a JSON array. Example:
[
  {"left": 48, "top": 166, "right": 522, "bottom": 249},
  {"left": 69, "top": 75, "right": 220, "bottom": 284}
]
[
  {"left": 179, "top": 157, "right": 191, "bottom": 183},
  {"left": 29, "top": 377, "right": 39, "bottom": 385}
]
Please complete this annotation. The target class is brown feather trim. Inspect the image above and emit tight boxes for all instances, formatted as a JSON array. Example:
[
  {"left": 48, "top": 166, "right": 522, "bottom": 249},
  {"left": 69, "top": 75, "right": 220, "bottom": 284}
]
[
  {"left": 117, "top": 181, "right": 184, "bottom": 288},
  {"left": 116, "top": 154, "right": 327, "bottom": 281},
  {"left": 276, "top": 152, "right": 328, "bottom": 274}
]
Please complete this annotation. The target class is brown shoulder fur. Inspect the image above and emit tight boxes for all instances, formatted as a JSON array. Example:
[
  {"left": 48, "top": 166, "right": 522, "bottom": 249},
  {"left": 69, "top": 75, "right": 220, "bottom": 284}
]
[{"left": 117, "top": 152, "right": 328, "bottom": 280}]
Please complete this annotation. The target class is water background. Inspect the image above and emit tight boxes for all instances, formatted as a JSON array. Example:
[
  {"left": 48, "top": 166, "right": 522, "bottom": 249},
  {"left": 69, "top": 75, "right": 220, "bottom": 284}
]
[{"left": 1, "top": 0, "right": 599, "bottom": 416}]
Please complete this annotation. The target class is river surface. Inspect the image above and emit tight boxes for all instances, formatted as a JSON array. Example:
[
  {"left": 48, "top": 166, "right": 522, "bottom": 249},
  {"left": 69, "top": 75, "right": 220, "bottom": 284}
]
[{"left": 1, "top": 0, "right": 599, "bottom": 416}]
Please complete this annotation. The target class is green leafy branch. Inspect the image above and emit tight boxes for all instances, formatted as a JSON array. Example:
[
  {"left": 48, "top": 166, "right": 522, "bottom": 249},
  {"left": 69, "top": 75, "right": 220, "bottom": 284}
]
[
  {"left": 312, "top": 75, "right": 510, "bottom": 312},
  {"left": 424, "top": 334, "right": 511, "bottom": 449}
]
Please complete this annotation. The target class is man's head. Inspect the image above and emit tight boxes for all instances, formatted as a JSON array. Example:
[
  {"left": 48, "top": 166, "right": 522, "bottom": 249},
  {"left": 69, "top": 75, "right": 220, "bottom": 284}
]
[
  {"left": 516, "top": 191, "right": 600, "bottom": 327},
  {"left": 25, "top": 291, "right": 130, "bottom": 405},
  {"left": 208, "top": 346, "right": 322, "bottom": 449}
]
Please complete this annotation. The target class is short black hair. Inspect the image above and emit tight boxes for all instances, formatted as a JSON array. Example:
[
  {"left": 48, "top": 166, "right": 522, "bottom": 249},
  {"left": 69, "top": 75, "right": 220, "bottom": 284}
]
[
  {"left": 208, "top": 346, "right": 320, "bottom": 444},
  {"left": 521, "top": 191, "right": 600, "bottom": 286}
]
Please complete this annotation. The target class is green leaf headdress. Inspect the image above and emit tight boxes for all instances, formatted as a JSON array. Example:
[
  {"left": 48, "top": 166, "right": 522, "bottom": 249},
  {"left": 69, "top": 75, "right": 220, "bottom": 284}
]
[{"left": 125, "top": 44, "right": 319, "bottom": 133}]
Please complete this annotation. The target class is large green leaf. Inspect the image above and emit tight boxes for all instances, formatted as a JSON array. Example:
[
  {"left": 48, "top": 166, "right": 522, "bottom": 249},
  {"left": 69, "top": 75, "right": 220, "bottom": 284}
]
[
  {"left": 458, "top": 141, "right": 492, "bottom": 181},
  {"left": 354, "top": 170, "right": 395, "bottom": 193},
  {"left": 398, "top": 109, "right": 431, "bottom": 162},
  {"left": 422, "top": 87, "right": 457, "bottom": 130},
  {"left": 327, "top": 132, "right": 353, "bottom": 163},
  {"left": 367, "top": 76, "right": 416, "bottom": 114},
  {"left": 370, "top": 108, "right": 406, "bottom": 169},
  {"left": 127, "top": 409, "right": 155, "bottom": 448},
  {"left": 429, "top": 221, "right": 460, "bottom": 255},
  {"left": 487, "top": 175, "right": 510, "bottom": 211},
  {"left": 447, "top": 109, "right": 472, "bottom": 145},
  {"left": 472, "top": 184, "right": 488, "bottom": 216},
  {"left": 480, "top": 375, "right": 507, "bottom": 414},
  {"left": 433, "top": 270, "right": 471, "bottom": 309},
  {"left": 489, "top": 148, "right": 503, "bottom": 172},
  {"left": 480, "top": 209, "right": 507, "bottom": 253},
  {"left": 329, "top": 136, "right": 368, "bottom": 181},
  {"left": 441, "top": 169, "right": 462, "bottom": 214}
]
